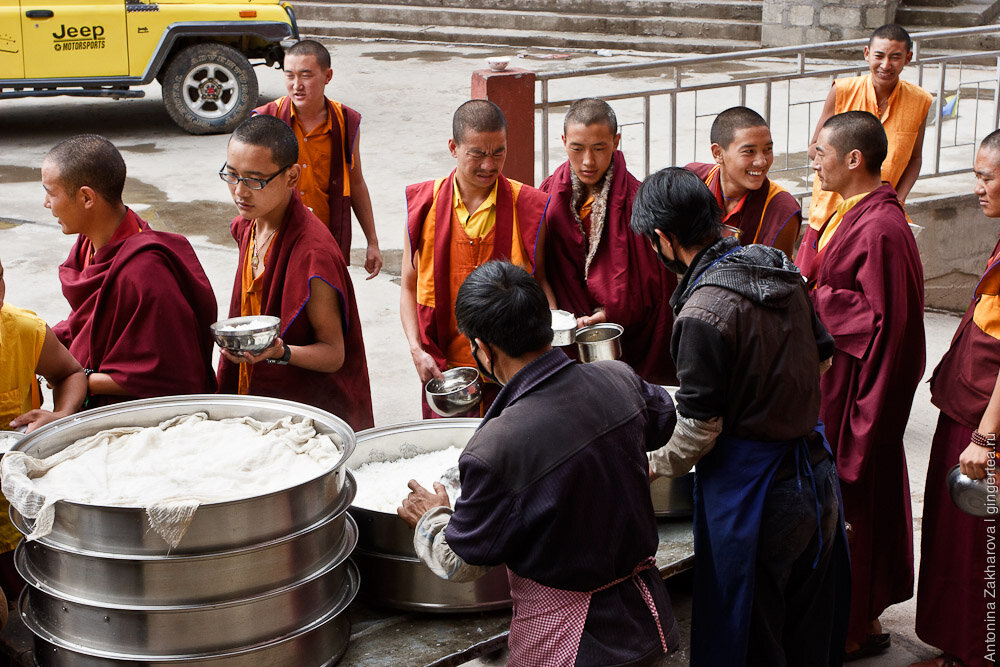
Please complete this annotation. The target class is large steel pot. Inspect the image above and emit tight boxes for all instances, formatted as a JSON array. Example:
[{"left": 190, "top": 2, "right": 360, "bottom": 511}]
[
  {"left": 13, "top": 486, "right": 357, "bottom": 605},
  {"left": 650, "top": 473, "right": 695, "bottom": 518},
  {"left": 349, "top": 419, "right": 511, "bottom": 611},
  {"left": 22, "top": 562, "right": 359, "bottom": 667},
  {"left": 19, "top": 546, "right": 355, "bottom": 656},
  {"left": 8, "top": 395, "right": 355, "bottom": 555}
]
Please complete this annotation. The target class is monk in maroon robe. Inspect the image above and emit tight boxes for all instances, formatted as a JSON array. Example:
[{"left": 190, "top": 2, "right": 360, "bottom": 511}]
[
  {"left": 685, "top": 106, "right": 801, "bottom": 257},
  {"left": 913, "top": 132, "right": 1000, "bottom": 667},
  {"left": 216, "top": 115, "right": 374, "bottom": 432},
  {"left": 540, "top": 98, "right": 676, "bottom": 385},
  {"left": 797, "top": 112, "right": 924, "bottom": 659},
  {"left": 43, "top": 135, "right": 217, "bottom": 407}
]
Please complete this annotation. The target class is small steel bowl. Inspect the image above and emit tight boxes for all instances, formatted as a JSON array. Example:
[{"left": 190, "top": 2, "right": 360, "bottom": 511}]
[
  {"left": 551, "top": 309, "right": 577, "bottom": 347},
  {"left": 210, "top": 316, "right": 281, "bottom": 355},
  {"left": 575, "top": 322, "right": 624, "bottom": 362},
  {"left": 425, "top": 367, "right": 482, "bottom": 417},
  {"left": 947, "top": 464, "right": 997, "bottom": 518}
]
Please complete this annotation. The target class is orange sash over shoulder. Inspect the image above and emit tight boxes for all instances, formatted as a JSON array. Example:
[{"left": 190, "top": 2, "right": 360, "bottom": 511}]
[{"left": 808, "top": 75, "right": 932, "bottom": 229}]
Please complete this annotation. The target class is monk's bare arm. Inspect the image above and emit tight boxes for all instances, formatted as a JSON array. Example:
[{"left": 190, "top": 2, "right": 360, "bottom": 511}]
[
  {"left": 808, "top": 84, "right": 837, "bottom": 160},
  {"left": 349, "top": 134, "right": 383, "bottom": 279},
  {"left": 894, "top": 119, "right": 926, "bottom": 203},
  {"left": 533, "top": 222, "right": 558, "bottom": 309},
  {"left": 9, "top": 326, "right": 87, "bottom": 432},
  {"left": 88, "top": 373, "right": 130, "bottom": 397},
  {"left": 960, "top": 370, "right": 1000, "bottom": 480},
  {"left": 400, "top": 230, "right": 444, "bottom": 382}
]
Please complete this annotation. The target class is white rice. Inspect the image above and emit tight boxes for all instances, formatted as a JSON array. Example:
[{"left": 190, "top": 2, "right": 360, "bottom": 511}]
[
  {"left": 551, "top": 309, "right": 577, "bottom": 330},
  {"left": 351, "top": 446, "right": 464, "bottom": 513}
]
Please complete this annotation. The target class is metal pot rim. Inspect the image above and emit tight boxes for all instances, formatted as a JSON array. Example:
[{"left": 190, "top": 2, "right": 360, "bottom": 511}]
[
  {"left": 19, "top": 515, "right": 358, "bottom": 613},
  {"left": 11, "top": 394, "right": 356, "bottom": 512},
  {"left": 19, "top": 560, "right": 359, "bottom": 663},
  {"left": 14, "top": 473, "right": 356, "bottom": 562}
]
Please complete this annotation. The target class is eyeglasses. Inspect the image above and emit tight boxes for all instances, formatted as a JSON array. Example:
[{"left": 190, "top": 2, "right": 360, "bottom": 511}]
[{"left": 218, "top": 163, "right": 291, "bottom": 190}]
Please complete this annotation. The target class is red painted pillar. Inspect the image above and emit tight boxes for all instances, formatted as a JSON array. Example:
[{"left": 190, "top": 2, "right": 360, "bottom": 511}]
[{"left": 471, "top": 67, "right": 535, "bottom": 186}]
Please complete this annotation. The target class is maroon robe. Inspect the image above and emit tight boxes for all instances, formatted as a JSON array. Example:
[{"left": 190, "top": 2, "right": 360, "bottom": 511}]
[
  {"left": 53, "top": 209, "right": 218, "bottom": 405},
  {"left": 685, "top": 162, "right": 802, "bottom": 257},
  {"left": 540, "top": 152, "right": 677, "bottom": 385},
  {"left": 915, "top": 236, "right": 1000, "bottom": 667},
  {"left": 217, "top": 193, "right": 374, "bottom": 432},
  {"left": 795, "top": 184, "right": 925, "bottom": 640},
  {"left": 254, "top": 96, "right": 361, "bottom": 261}
]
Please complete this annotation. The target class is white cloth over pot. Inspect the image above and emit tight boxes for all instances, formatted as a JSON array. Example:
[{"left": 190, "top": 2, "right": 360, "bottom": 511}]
[{"left": 1, "top": 413, "right": 343, "bottom": 549}]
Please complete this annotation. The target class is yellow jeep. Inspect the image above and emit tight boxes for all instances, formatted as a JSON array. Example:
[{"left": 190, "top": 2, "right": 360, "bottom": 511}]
[{"left": 0, "top": 0, "right": 298, "bottom": 133}]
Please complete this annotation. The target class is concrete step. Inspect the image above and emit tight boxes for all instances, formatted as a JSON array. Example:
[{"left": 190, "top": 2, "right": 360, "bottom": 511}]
[
  {"left": 295, "top": 3, "right": 760, "bottom": 41},
  {"left": 896, "top": 3, "right": 1000, "bottom": 26},
  {"left": 297, "top": 19, "right": 759, "bottom": 53},
  {"left": 292, "top": 0, "right": 762, "bottom": 21}
]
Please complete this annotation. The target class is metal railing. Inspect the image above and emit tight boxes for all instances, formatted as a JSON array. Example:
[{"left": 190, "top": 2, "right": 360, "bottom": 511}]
[{"left": 535, "top": 25, "right": 1000, "bottom": 199}]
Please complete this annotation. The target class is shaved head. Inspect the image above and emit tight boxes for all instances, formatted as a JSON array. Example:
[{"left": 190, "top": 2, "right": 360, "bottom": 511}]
[
  {"left": 285, "top": 39, "right": 331, "bottom": 70},
  {"left": 981, "top": 128, "right": 1000, "bottom": 156},
  {"left": 710, "top": 106, "right": 768, "bottom": 148},
  {"left": 564, "top": 98, "right": 618, "bottom": 135},
  {"left": 821, "top": 111, "right": 887, "bottom": 175},
  {"left": 452, "top": 100, "right": 507, "bottom": 145},
  {"left": 44, "top": 135, "right": 126, "bottom": 204},
  {"left": 871, "top": 24, "right": 912, "bottom": 52}
]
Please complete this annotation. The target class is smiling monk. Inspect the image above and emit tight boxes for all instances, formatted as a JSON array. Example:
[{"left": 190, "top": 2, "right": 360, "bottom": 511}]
[
  {"left": 807, "top": 24, "right": 932, "bottom": 229},
  {"left": 685, "top": 106, "right": 801, "bottom": 256},
  {"left": 216, "top": 115, "right": 373, "bottom": 431},
  {"left": 541, "top": 98, "right": 677, "bottom": 384},
  {"left": 401, "top": 100, "right": 553, "bottom": 418}
]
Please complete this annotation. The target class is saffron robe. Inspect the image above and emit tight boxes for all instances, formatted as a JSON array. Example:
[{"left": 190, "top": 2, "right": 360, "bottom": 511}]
[
  {"left": 53, "top": 210, "right": 218, "bottom": 405},
  {"left": 915, "top": 236, "right": 1000, "bottom": 667},
  {"left": 808, "top": 75, "right": 932, "bottom": 229},
  {"left": 217, "top": 194, "right": 374, "bottom": 432},
  {"left": 796, "top": 184, "right": 925, "bottom": 639},
  {"left": 685, "top": 162, "right": 802, "bottom": 257},
  {"left": 405, "top": 171, "right": 548, "bottom": 372},
  {"left": 254, "top": 96, "right": 361, "bottom": 261},
  {"left": 540, "top": 152, "right": 677, "bottom": 384}
]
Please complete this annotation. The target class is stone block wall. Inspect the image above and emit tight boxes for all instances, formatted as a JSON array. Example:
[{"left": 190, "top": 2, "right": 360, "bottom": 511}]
[
  {"left": 910, "top": 194, "right": 1000, "bottom": 312},
  {"left": 761, "top": 0, "right": 899, "bottom": 47}
]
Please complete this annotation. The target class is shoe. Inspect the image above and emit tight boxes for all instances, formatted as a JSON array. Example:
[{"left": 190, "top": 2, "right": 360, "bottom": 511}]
[{"left": 844, "top": 633, "right": 891, "bottom": 662}]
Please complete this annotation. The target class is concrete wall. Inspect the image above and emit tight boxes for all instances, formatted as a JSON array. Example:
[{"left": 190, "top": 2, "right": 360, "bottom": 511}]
[
  {"left": 761, "top": 0, "right": 898, "bottom": 47},
  {"left": 910, "top": 193, "right": 1000, "bottom": 312}
]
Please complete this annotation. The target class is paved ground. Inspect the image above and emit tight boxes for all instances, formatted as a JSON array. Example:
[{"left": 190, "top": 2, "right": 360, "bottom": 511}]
[{"left": 0, "top": 37, "right": 985, "bottom": 665}]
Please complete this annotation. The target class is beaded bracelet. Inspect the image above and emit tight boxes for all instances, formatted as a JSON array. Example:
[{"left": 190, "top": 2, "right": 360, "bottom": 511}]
[{"left": 971, "top": 430, "right": 996, "bottom": 448}]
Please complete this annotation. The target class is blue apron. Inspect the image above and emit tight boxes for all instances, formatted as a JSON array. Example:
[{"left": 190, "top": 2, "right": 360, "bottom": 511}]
[{"left": 690, "top": 423, "right": 850, "bottom": 666}]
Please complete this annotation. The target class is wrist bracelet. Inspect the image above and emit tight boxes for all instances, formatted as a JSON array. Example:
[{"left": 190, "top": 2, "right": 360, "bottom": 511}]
[{"left": 971, "top": 430, "right": 995, "bottom": 448}]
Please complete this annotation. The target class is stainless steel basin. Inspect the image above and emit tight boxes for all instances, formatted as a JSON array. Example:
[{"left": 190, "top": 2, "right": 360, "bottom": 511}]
[
  {"left": 23, "top": 561, "right": 358, "bottom": 666},
  {"left": 349, "top": 419, "right": 511, "bottom": 611},
  {"left": 14, "top": 481, "right": 357, "bottom": 605},
  {"left": 8, "top": 395, "right": 355, "bottom": 555}
]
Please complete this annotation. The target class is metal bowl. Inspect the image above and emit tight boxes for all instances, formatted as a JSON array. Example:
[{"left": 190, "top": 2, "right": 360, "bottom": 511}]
[
  {"left": 348, "top": 419, "right": 511, "bottom": 611},
  {"left": 22, "top": 562, "right": 358, "bottom": 666},
  {"left": 575, "top": 322, "right": 624, "bottom": 362},
  {"left": 550, "top": 309, "right": 577, "bottom": 347},
  {"left": 13, "top": 484, "right": 358, "bottom": 606},
  {"left": 210, "top": 315, "right": 280, "bottom": 354},
  {"left": 947, "top": 464, "right": 996, "bottom": 518},
  {"left": 7, "top": 395, "right": 355, "bottom": 555},
  {"left": 424, "top": 367, "right": 482, "bottom": 417}
]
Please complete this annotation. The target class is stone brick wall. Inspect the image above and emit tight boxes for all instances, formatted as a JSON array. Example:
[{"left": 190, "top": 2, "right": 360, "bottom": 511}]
[{"left": 761, "top": 0, "right": 899, "bottom": 47}]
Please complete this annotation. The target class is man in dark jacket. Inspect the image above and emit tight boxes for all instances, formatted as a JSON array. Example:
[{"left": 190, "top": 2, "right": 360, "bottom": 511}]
[
  {"left": 398, "top": 260, "right": 679, "bottom": 666},
  {"left": 631, "top": 167, "right": 849, "bottom": 667}
]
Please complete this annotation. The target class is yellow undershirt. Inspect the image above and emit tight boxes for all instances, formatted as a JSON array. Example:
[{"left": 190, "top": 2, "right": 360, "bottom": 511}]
[
  {"left": 452, "top": 174, "right": 498, "bottom": 239},
  {"left": 818, "top": 191, "right": 870, "bottom": 253}
]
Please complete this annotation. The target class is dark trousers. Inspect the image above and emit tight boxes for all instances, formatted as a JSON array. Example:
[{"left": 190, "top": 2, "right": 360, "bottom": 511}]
[{"left": 748, "top": 455, "right": 841, "bottom": 666}]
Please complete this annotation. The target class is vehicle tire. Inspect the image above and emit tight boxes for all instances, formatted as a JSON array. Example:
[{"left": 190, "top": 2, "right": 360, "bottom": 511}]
[{"left": 161, "top": 43, "right": 258, "bottom": 135}]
